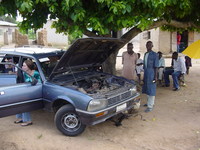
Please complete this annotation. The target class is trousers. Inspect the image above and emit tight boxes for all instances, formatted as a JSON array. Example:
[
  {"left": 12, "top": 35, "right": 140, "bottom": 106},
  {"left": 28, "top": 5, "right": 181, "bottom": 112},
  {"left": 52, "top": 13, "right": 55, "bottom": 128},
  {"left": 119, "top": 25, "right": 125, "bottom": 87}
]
[
  {"left": 16, "top": 112, "right": 31, "bottom": 122},
  {"left": 164, "top": 69, "right": 181, "bottom": 89},
  {"left": 147, "top": 95, "right": 155, "bottom": 109}
]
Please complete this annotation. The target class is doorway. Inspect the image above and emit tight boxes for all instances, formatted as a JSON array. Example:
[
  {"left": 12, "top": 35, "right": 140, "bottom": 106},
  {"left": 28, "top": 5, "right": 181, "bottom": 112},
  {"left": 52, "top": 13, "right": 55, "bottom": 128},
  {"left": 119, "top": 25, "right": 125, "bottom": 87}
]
[{"left": 177, "top": 31, "right": 188, "bottom": 53}]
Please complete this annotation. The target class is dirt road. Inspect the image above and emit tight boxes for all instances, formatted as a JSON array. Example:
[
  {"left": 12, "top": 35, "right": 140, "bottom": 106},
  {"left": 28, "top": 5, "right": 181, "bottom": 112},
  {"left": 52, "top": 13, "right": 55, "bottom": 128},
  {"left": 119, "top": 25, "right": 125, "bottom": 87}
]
[{"left": 0, "top": 65, "right": 200, "bottom": 150}]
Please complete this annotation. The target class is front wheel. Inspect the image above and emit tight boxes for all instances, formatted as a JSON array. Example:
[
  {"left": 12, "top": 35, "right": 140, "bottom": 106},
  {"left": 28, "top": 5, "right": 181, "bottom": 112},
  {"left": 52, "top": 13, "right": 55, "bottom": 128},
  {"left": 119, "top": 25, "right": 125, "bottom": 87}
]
[{"left": 55, "top": 104, "right": 86, "bottom": 136}]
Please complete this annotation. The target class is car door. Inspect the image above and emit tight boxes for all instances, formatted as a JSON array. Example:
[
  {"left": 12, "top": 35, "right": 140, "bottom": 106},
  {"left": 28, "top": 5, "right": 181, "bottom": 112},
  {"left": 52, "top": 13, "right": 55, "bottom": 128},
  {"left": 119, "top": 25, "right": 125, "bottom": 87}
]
[{"left": 0, "top": 55, "right": 43, "bottom": 118}]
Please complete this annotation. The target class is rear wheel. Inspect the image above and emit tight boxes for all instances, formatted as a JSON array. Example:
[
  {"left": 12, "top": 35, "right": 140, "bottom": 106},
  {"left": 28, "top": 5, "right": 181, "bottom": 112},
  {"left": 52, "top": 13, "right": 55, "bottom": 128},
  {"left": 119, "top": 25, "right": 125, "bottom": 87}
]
[{"left": 55, "top": 104, "right": 86, "bottom": 136}]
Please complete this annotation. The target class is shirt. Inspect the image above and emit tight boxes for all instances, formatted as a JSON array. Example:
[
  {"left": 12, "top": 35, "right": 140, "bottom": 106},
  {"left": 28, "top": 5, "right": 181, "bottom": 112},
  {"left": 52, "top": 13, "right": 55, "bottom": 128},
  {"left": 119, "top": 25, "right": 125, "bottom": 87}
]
[
  {"left": 24, "top": 70, "right": 41, "bottom": 83},
  {"left": 158, "top": 57, "right": 165, "bottom": 67},
  {"left": 144, "top": 52, "right": 149, "bottom": 68},
  {"left": 173, "top": 57, "right": 186, "bottom": 74}
]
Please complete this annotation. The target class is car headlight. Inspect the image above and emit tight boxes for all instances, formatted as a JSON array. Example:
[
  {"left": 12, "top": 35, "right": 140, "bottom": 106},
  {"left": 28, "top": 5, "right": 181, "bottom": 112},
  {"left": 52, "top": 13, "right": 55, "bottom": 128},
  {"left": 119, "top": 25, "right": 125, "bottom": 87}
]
[
  {"left": 130, "top": 86, "right": 137, "bottom": 94},
  {"left": 87, "top": 99, "right": 108, "bottom": 112}
]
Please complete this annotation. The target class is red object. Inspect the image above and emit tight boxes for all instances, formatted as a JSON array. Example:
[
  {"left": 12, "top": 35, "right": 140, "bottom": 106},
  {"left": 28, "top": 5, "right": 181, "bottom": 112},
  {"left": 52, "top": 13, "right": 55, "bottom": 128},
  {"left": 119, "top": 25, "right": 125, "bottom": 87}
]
[{"left": 177, "top": 34, "right": 181, "bottom": 45}]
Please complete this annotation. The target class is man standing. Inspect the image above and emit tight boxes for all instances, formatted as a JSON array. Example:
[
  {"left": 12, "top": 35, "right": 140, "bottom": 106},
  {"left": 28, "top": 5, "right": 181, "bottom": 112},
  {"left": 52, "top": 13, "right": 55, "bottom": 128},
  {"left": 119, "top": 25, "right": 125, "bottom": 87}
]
[
  {"left": 164, "top": 52, "right": 186, "bottom": 91},
  {"left": 122, "top": 43, "right": 138, "bottom": 80},
  {"left": 142, "top": 41, "right": 159, "bottom": 113}
]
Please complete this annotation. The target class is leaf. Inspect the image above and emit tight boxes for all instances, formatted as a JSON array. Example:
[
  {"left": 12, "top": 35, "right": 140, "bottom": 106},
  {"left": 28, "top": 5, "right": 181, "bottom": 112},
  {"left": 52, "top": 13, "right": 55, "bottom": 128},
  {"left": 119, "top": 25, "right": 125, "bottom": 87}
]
[
  {"left": 97, "top": 0, "right": 105, "bottom": 3},
  {"left": 126, "top": 4, "right": 132, "bottom": 13}
]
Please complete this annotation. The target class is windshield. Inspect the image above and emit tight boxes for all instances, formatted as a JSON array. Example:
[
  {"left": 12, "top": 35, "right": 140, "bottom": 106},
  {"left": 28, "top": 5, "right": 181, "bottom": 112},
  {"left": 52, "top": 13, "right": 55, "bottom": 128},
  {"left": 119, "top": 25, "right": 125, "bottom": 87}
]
[{"left": 39, "top": 54, "right": 63, "bottom": 78}]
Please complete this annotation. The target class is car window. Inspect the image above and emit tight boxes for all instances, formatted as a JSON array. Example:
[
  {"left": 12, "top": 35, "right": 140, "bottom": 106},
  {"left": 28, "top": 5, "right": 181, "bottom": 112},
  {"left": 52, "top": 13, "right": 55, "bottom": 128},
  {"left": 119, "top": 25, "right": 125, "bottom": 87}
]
[
  {"left": 0, "top": 54, "right": 19, "bottom": 74},
  {"left": 0, "top": 54, "right": 20, "bottom": 86},
  {"left": 0, "top": 62, "right": 17, "bottom": 86},
  {"left": 0, "top": 55, "right": 41, "bottom": 86},
  {"left": 39, "top": 55, "right": 61, "bottom": 78}
]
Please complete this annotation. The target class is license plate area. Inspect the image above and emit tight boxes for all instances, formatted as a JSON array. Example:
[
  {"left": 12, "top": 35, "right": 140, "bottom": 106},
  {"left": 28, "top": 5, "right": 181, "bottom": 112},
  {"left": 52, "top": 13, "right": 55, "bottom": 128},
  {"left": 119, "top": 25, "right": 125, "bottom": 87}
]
[{"left": 116, "top": 103, "right": 127, "bottom": 112}]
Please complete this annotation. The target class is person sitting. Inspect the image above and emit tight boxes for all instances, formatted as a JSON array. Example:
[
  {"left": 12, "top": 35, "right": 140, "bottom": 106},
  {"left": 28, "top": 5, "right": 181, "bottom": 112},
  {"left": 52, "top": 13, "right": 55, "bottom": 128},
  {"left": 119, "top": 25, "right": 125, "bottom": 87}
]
[
  {"left": 4, "top": 57, "right": 15, "bottom": 74},
  {"left": 135, "top": 53, "right": 143, "bottom": 85},
  {"left": 157, "top": 51, "right": 165, "bottom": 86},
  {"left": 14, "top": 60, "right": 41, "bottom": 126},
  {"left": 164, "top": 52, "right": 186, "bottom": 91},
  {"left": 185, "top": 56, "right": 192, "bottom": 75}
]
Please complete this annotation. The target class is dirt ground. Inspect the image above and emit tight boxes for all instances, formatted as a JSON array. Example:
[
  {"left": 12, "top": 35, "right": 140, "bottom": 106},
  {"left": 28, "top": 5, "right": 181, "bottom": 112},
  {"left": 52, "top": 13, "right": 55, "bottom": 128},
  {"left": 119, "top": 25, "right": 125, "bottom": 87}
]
[{"left": 0, "top": 62, "right": 200, "bottom": 150}]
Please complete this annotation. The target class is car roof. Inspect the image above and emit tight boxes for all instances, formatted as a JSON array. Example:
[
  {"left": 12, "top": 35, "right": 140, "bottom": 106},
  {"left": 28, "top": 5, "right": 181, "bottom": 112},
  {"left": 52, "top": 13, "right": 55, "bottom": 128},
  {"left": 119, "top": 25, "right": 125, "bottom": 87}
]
[{"left": 0, "top": 46, "right": 65, "bottom": 59}]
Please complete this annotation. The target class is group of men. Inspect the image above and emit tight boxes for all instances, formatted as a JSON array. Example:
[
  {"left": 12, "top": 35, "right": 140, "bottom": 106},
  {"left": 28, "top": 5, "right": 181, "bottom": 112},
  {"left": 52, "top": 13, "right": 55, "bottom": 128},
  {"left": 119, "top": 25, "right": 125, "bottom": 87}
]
[{"left": 122, "top": 41, "right": 187, "bottom": 113}]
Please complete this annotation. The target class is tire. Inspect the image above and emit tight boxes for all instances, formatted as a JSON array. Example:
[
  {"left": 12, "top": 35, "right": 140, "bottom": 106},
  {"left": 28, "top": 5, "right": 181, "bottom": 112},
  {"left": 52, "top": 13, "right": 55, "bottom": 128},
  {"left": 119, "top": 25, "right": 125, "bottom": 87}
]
[{"left": 54, "top": 104, "right": 86, "bottom": 136}]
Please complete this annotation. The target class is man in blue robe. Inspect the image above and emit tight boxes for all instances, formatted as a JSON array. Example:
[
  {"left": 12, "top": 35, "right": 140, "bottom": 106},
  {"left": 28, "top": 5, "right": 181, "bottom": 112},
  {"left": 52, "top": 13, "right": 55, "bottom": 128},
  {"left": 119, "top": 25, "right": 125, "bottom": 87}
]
[{"left": 142, "top": 41, "right": 159, "bottom": 112}]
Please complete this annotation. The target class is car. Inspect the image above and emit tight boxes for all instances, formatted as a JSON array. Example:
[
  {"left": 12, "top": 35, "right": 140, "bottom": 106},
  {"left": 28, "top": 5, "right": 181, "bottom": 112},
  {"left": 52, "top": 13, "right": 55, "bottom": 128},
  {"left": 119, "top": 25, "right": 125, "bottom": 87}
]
[{"left": 0, "top": 37, "right": 140, "bottom": 136}]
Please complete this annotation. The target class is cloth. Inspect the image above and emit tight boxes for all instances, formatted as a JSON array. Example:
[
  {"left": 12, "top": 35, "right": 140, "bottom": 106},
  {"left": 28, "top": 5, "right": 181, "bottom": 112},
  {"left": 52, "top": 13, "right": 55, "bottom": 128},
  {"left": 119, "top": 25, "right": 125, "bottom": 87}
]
[
  {"left": 136, "top": 58, "right": 143, "bottom": 74},
  {"left": 24, "top": 70, "right": 41, "bottom": 82},
  {"left": 159, "top": 57, "right": 165, "bottom": 67},
  {"left": 185, "top": 56, "right": 192, "bottom": 68},
  {"left": 147, "top": 95, "right": 155, "bottom": 109},
  {"left": 158, "top": 68, "right": 164, "bottom": 80},
  {"left": 173, "top": 57, "right": 186, "bottom": 74},
  {"left": 142, "top": 51, "right": 159, "bottom": 96},
  {"left": 144, "top": 52, "right": 149, "bottom": 68},
  {"left": 164, "top": 69, "right": 181, "bottom": 89},
  {"left": 177, "top": 34, "right": 181, "bottom": 45},
  {"left": 122, "top": 51, "right": 138, "bottom": 80},
  {"left": 16, "top": 112, "right": 31, "bottom": 122},
  {"left": 158, "top": 57, "right": 165, "bottom": 80}
]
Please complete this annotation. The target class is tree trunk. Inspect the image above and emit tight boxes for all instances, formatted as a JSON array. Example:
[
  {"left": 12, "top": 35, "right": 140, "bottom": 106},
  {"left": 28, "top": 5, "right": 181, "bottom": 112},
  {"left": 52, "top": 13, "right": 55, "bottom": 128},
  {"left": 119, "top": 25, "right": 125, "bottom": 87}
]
[
  {"left": 102, "top": 51, "right": 118, "bottom": 75},
  {"left": 102, "top": 31, "right": 120, "bottom": 75}
]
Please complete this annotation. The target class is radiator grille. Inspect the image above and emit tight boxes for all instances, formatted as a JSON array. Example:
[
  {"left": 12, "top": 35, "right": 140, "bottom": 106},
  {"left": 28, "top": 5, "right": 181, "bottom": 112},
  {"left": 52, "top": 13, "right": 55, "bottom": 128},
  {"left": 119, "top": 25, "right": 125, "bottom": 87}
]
[{"left": 107, "top": 90, "right": 132, "bottom": 106}]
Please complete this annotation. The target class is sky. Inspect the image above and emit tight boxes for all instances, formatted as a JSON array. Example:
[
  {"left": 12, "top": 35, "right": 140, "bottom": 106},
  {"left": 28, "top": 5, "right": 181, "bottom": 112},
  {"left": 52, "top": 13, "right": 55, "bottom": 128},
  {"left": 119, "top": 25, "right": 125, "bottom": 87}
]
[{"left": 16, "top": 11, "right": 23, "bottom": 22}]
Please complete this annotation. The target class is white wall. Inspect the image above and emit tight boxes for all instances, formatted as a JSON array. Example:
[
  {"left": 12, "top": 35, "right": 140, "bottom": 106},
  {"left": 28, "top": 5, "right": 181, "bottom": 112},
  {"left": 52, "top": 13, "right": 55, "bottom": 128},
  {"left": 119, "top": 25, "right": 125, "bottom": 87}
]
[
  {"left": 37, "top": 20, "right": 68, "bottom": 46},
  {"left": 0, "top": 26, "right": 17, "bottom": 45}
]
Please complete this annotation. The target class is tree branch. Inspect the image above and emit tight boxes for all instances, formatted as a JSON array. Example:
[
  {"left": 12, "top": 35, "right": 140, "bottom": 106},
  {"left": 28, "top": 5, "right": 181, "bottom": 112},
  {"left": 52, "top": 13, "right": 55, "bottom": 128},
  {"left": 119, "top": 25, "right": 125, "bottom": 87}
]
[
  {"left": 148, "top": 19, "right": 200, "bottom": 30},
  {"left": 121, "top": 19, "right": 200, "bottom": 43},
  {"left": 83, "top": 29, "right": 112, "bottom": 37},
  {"left": 120, "top": 27, "right": 142, "bottom": 43},
  {"left": 83, "top": 29, "right": 99, "bottom": 37}
]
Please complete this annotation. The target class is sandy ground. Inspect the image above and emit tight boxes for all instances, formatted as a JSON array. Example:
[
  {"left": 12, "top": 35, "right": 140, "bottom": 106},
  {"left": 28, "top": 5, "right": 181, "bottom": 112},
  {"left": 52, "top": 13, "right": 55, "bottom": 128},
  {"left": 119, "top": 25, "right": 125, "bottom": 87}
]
[{"left": 1, "top": 61, "right": 200, "bottom": 150}]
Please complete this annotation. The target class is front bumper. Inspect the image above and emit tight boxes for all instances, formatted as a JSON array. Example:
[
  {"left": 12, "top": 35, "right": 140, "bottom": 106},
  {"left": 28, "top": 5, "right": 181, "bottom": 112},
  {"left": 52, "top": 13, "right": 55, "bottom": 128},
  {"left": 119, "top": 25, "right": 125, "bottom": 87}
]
[{"left": 76, "top": 93, "right": 140, "bottom": 126}]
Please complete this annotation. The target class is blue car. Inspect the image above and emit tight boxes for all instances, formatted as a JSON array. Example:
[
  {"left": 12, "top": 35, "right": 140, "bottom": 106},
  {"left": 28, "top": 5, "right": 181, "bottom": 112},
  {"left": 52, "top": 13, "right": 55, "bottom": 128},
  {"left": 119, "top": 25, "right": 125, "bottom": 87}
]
[{"left": 0, "top": 38, "right": 140, "bottom": 136}]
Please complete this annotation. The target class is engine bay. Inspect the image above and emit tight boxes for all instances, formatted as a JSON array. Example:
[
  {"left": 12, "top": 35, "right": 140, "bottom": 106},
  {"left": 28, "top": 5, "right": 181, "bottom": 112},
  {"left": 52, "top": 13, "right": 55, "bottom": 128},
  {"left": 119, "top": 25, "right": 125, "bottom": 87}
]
[{"left": 53, "top": 72, "right": 134, "bottom": 99}]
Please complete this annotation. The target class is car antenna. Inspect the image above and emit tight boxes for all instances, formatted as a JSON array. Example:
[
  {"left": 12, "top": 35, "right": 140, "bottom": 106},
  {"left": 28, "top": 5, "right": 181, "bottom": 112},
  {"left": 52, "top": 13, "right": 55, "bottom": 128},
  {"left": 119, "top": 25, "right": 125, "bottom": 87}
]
[{"left": 68, "top": 63, "right": 79, "bottom": 87}]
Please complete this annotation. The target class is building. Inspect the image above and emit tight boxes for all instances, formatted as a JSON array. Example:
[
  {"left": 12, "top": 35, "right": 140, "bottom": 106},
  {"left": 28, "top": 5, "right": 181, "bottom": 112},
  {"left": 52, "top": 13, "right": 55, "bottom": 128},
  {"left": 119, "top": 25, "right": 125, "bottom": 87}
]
[
  {"left": 37, "top": 20, "right": 68, "bottom": 47},
  {"left": 0, "top": 21, "right": 18, "bottom": 45},
  {"left": 139, "top": 28, "right": 200, "bottom": 54}
]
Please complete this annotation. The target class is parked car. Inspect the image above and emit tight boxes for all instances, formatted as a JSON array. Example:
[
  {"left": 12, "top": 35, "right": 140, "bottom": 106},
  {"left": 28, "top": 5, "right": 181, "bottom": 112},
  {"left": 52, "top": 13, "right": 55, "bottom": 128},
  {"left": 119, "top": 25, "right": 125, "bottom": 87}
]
[{"left": 0, "top": 38, "right": 140, "bottom": 136}]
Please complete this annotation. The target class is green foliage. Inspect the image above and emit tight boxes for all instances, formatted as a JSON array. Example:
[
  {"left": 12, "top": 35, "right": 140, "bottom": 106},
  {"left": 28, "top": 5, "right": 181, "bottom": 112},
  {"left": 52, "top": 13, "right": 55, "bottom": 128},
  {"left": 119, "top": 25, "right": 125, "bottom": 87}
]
[
  {"left": 1, "top": 0, "right": 200, "bottom": 38},
  {"left": 27, "top": 29, "right": 36, "bottom": 40}
]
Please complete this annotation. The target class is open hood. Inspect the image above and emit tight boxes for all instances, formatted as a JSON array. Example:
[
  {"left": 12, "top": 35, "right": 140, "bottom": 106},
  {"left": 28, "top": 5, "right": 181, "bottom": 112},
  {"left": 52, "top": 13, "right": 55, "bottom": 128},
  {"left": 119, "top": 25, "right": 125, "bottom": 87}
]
[{"left": 50, "top": 37, "right": 125, "bottom": 79}]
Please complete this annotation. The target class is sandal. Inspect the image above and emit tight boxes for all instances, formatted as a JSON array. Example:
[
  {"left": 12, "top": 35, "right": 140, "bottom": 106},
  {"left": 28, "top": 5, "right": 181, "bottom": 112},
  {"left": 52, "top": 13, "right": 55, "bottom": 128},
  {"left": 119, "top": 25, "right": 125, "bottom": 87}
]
[
  {"left": 14, "top": 119, "right": 23, "bottom": 124},
  {"left": 21, "top": 122, "right": 33, "bottom": 126}
]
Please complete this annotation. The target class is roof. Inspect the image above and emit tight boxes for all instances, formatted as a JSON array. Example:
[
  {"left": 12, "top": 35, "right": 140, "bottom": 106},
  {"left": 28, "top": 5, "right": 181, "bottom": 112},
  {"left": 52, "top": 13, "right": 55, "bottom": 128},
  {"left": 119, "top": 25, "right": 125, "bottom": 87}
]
[
  {"left": 0, "top": 45, "right": 62, "bottom": 53},
  {"left": 0, "top": 21, "right": 17, "bottom": 27},
  {"left": 0, "top": 46, "right": 64, "bottom": 59}
]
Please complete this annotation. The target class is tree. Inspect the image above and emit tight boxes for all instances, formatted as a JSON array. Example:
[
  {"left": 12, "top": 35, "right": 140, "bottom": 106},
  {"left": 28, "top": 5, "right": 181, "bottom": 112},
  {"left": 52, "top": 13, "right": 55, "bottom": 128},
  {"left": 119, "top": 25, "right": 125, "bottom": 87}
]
[{"left": 1, "top": 0, "right": 200, "bottom": 74}]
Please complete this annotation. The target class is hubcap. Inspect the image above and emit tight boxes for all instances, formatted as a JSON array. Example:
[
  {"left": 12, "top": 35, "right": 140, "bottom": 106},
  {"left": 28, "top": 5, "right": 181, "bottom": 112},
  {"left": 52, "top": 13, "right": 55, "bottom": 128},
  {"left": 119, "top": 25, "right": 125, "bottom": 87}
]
[{"left": 63, "top": 114, "right": 79, "bottom": 129}]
